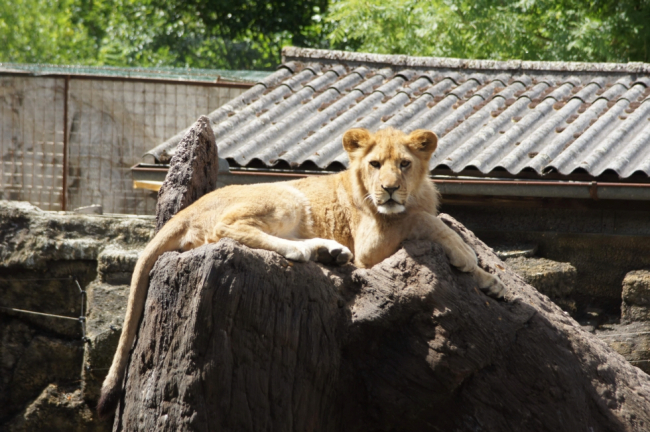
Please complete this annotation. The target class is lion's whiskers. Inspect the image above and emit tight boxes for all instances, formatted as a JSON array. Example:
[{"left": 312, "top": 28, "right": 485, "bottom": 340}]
[{"left": 363, "top": 193, "right": 381, "bottom": 215}]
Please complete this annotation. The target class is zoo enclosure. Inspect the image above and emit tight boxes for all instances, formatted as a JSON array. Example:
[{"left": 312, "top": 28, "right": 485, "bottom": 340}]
[{"left": 0, "top": 64, "right": 261, "bottom": 214}]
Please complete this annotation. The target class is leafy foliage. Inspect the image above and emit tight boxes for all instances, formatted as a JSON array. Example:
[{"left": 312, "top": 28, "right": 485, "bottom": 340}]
[
  {"left": 0, "top": 0, "right": 328, "bottom": 69},
  {"left": 0, "top": 0, "right": 95, "bottom": 64},
  {"left": 1, "top": 0, "right": 649, "bottom": 68},
  {"left": 104, "top": 0, "right": 331, "bottom": 69},
  {"left": 327, "top": 0, "right": 650, "bottom": 63}
]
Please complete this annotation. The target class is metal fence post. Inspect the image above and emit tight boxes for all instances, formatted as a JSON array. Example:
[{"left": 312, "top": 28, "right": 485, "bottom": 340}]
[{"left": 61, "top": 75, "right": 70, "bottom": 211}]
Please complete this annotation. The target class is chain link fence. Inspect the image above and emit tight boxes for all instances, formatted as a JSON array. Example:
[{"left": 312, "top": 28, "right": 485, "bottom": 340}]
[{"left": 0, "top": 66, "right": 256, "bottom": 214}]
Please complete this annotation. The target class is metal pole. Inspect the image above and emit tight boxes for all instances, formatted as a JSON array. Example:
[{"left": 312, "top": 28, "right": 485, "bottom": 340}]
[{"left": 61, "top": 75, "right": 70, "bottom": 211}]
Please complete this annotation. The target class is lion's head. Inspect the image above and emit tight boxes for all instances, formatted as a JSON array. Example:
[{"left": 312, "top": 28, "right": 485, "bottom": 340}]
[{"left": 342, "top": 127, "right": 438, "bottom": 215}]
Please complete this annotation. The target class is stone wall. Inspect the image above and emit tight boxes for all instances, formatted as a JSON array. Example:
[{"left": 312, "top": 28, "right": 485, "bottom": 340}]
[
  {"left": 0, "top": 201, "right": 154, "bottom": 431},
  {"left": 445, "top": 202, "right": 650, "bottom": 316},
  {"left": 596, "top": 270, "right": 650, "bottom": 375}
]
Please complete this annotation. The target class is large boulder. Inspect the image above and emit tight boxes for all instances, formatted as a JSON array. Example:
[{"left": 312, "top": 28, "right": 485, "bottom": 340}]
[{"left": 595, "top": 270, "right": 650, "bottom": 376}]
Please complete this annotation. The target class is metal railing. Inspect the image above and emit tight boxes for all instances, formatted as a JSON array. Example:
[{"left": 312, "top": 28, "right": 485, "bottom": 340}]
[{"left": 0, "top": 276, "right": 88, "bottom": 341}]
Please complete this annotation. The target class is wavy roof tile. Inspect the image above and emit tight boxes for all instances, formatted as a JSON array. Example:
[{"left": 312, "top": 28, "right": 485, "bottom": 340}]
[{"left": 146, "top": 48, "right": 650, "bottom": 180}]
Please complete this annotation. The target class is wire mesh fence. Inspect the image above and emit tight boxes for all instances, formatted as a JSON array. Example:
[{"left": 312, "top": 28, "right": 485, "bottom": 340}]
[
  {"left": 0, "top": 71, "right": 250, "bottom": 214},
  {"left": 0, "top": 76, "right": 66, "bottom": 210}
]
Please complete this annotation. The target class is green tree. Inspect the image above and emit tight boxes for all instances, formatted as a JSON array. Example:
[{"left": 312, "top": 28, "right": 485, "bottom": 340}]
[
  {"left": 327, "top": 0, "right": 650, "bottom": 63},
  {"left": 0, "top": 0, "right": 96, "bottom": 64},
  {"left": 3, "top": 0, "right": 649, "bottom": 68},
  {"left": 145, "top": 0, "right": 330, "bottom": 69},
  {"left": 91, "top": 0, "right": 330, "bottom": 69},
  {"left": 0, "top": 0, "right": 329, "bottom": 69}
]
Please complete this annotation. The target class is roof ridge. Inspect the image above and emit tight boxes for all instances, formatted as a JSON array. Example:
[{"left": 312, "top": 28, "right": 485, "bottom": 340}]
[
  {"left": 282, "top": 47, "right": 650, "bottom": 75},
  {"left": 0, "top": 62, "right": 272, "bottom": 83}
]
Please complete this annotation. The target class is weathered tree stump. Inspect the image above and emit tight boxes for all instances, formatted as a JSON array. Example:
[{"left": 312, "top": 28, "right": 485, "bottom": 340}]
[
  {"left": 112, "top": 215, "right": 650, "bottom": 432},
  {"left": 117, "top": 115, "right": 650, "bottom": 430},
  {"left": 155, "top": 115, "right": 219, "bottom": 232}
]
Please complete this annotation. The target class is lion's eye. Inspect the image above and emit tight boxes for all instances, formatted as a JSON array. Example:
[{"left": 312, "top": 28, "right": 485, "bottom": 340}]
[
  {"left": 369, "top": 161, "right": 380, "bottom": 168},
  {"left": 400, "top": 160, "right": 411, "bottom": 168}
]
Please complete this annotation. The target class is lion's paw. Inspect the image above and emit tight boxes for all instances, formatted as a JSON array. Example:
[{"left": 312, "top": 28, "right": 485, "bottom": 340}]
[
  {"left": 306, "top": 239, "right": 353, "bottom": 265},
  {"left": 474, "top": 268, "right": 506, "bottom": 299}
]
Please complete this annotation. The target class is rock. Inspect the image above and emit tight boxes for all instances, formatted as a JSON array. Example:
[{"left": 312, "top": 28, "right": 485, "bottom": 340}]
[
  {"left": 97, "top": 247, "right": 141, "bottom": 285},
  {"left": 81, "top": 278, "right": 128, "bottom": 404},
  {"left": 112, "top": 216, "right": 650, "bottom": 432},
  {"left": 6, "top": 384, "right": 109, "bottom": 432},
  {"left": 0, "top": 320, "right": 33, "bottom": 420},
  {"left": 0, "top": 201, "right": 153, "bottom": 340},
  {"left": 82, "top": 247, "right": 136, "bottom": 404},
  {"left": 597, "top": 321, "right": 650, "bottom": 375},
  {"left": 505, "top": 256, "right": 577, "bottom": 312},
  {"left": 155, "top": 115, "right": 219, "bottom": 232},
  {"left": 0, "top": 200, "right": 155, "bottom": 429},
  {"left": 0, "top": 331, "right": 83, "bottom": 421},
  {"left": 622, "top": 270, "right": 650, "bottom": 323},
  {"left": 0, "top": 201, "right": 154, "bottom": 270},
  {"left": 505, "top": 256, "right": 576, "bottom": 298}
]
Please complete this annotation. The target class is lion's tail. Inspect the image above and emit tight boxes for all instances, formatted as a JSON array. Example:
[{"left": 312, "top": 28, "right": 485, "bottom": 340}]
[{"left": 96, "top": 217, "right": 187, "bottom": 420}]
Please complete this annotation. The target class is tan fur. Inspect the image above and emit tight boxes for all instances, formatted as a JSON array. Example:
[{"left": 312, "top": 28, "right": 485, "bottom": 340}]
[{"left": 97, "top": 127, "right": 504, "bottom": 418}]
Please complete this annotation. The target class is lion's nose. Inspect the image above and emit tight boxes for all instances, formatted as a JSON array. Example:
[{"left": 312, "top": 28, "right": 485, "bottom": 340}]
[{"left": 382, "top": 185, "right": 400, "bottom": 195}]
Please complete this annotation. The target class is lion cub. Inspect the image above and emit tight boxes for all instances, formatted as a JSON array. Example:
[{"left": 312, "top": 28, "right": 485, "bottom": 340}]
[{"left": 97, "top": 127, "right": 505, "bottom": 418}]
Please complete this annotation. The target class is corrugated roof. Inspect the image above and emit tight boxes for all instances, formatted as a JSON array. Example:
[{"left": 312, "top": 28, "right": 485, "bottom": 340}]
[
  {"left": 0, "top": 63, "right": 271, "bottom": 83},
  {"left": 146, "top": 48, "right": 650, "bottom": 180}
]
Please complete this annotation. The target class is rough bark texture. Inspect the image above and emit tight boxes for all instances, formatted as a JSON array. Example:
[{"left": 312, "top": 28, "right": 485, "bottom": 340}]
[
  {"left": 155, "top": 115, "right": 219, "bottom": 232},
  {"left": 114, "top": 216, "right": 650, "bottom": 432}
]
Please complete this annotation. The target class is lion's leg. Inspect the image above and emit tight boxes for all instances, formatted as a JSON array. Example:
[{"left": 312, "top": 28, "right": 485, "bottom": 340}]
[
  {"left": 214, "top": 219, "right": 352, "bottom": 264},
  {"left": 214, "top": 218, "right": 309, "bottom": 261},
  {"left": 410, "top": 213, "right": 505, "bottom": 298}
]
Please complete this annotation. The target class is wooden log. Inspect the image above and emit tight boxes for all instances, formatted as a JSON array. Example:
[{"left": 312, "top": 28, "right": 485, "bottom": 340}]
[
  {"left": 155, "top": 115, "right": 219, "bottom": 232},
  {"left": 112, "top": 215, "right": 650, "bottom": 432}
]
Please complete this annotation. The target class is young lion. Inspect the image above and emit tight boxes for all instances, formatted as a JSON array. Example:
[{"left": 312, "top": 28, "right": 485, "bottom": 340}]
[{"left": 97, "top": 127, "right": 505, "bottom": 418}]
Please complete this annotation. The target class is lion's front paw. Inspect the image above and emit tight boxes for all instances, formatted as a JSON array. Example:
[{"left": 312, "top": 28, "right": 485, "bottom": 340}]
[
  {"left": 306, "top": 239, "right": 353, "bottom": 265},
  {"left": 446, "top": 240, "right": 478, "bottom": 273},
  {"left": 315, "top": 245, "right": 353, "bottom": 265},
  {"left": 474, "top": 268, "right": 506, "bottom": 299},
  {"left": 284, "top": 244, "right": 312, "bottom": 262}
]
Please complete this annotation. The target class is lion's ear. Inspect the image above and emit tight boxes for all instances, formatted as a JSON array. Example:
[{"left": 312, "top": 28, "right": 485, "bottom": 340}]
[
  {"left": 408, "top": 130, "right": 438, "bottom": 156},
  {"left": 342, "top": 128, "right": 371, "bottom": 156}
]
